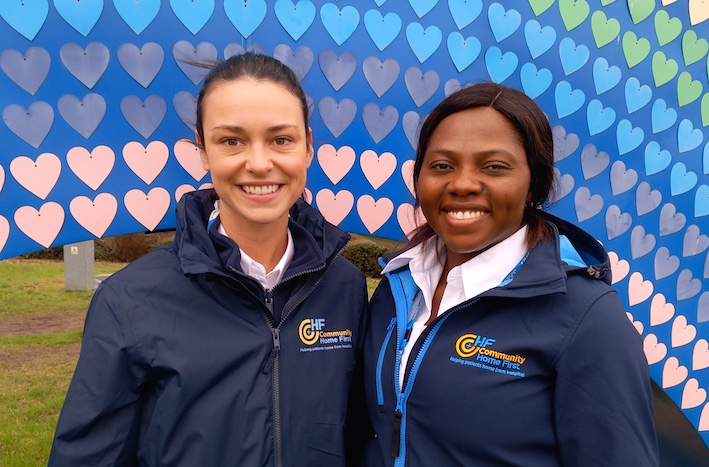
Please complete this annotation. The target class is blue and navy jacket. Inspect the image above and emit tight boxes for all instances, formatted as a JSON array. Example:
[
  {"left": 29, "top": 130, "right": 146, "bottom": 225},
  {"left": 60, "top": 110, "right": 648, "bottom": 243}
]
[
  {"left": 49, "top": 189, "right": 369, "bottom": 467},
  {"left": 363, "top": 213, "right": 658, "bottom": 466}
]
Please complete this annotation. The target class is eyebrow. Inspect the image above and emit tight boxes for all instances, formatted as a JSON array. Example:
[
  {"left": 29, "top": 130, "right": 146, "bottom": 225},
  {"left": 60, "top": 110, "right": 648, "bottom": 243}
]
[{"left": 210, "top": 124, "right": 301, "bottom": 133}]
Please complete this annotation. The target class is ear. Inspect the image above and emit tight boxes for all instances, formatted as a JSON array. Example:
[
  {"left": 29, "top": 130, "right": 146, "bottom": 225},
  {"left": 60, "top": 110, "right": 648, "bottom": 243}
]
[
  {"left": 196, "top": 135, "right": 209, "bottom": 171},
  {"left": 305, "top": 127, "right": 314, "bottom": 168}
]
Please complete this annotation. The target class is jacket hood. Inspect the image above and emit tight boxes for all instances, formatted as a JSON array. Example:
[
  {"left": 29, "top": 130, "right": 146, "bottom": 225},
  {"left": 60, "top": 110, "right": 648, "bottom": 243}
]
[{"left": 172, "top": 189, "right": 350, "bottom": 277}]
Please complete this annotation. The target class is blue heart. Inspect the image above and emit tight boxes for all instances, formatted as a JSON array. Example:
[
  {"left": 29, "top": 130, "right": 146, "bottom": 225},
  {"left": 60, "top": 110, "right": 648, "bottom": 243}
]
[
  {"left": 488, "top": 3, "right": 521, "bottom": 42},
  {"left": 120, "top": 95, "right": 167, "bottom": 139},
  {"left": 319, "top": 49, "right": 357, "bottom": 91},
  {"left": 2, "top": 101, "right": 54, "bottom": 148},
  {"left": 670, "top": 162, "right": 697, "bottom": 196},
  {"left": 558, "top": 37, "right": 589, "bottom": 76},
  {"left": 448, "top": 0, "right": 482, "bottom": 29},
  {"left": 704, "top": 143, "right": 709, "bottom": 174},
  {"left": 54, "top": 0, "right": 103, "bottom": 36},
  {"left": 173, "top": 91, "right": 197, "bottom": 131},
  {"left": 57, "top": 93, "right": 106, "bottom": 138},
  {"left": 552, "top": 125, "right": 580, "bottom": 161},
  {"left": 173, "top": 41, "right": 218, "bottom": 85},
  {"left": 0, "top": 0, "right": 48, "bottom": 40},
  {"left": 625, "top": 77, "right": 652, "bottom": 113},
  {"left": 404, "top": 67, "right": 440, "bottom": 107},
  {"left": 644, "top": 141, "right": 672, "bottom": 176},
  {"left": 0, "top": 47, "right": 51, "bottom": 95},
  {"left": 170, "top": 0, "right": 214, "bottom": 35},
  {"left": 554, "top": 81, "right": 585, "bottom": 118},
  {"left": 651, "top": 98, "right": 677, "bottom": 134},
  {"left": 586, "top": 99, "right": 616, "bottom": 136},
  {"left": 320, "top": 4, "right": 360, "bottom": 46},
  {"left": 519, "top": 62, "right": 552, "bottom": 99},
  {"left": 362, "top": 57, "right": 400, "bottom": 98},
  {"left": 275, "top": 0, "right": 316, "bottom": 41},
  {"left": 592, "top": 57, "right": 621, "bottom": 94},
  {"left": 374, "top": 0, "right": 387, "bottom": 5},
  {"left": 484, "top": 46, "right": 517, "bottom": 83},
  {"left": 524, "top": 20, "right": 555, "bottom": 59},
  {"left": 402, "top": 111, "right": 421, "bottom": 149},
  {"left": 60, "top": 42, "right": 110, "bottom": 89},
  {"left": 406, "top": 23, "right": 442, "bottom": 63},
  {"left": 678, "top": 118, "right": 704, "bottom": 153},
  {"left": 273, "top": 44, "right": 314, "bottom": 81},
  {"left": 224, "top": 0, "right": 266, "bottom": 39},
  {"left": 364, "top": 10, "right": 401, "bottom": 51},
  {"left": 117, "top": 43, "right": 164, "bottom": 88},
  {"left": 447, "top": 32, "right": 481, "bottom": 72},
  {"left": 408, "top": 0, "right": 438, "bottom": 18},
  {"left": 616, "top": 119, "right": 644, "bottom": 155},
  {"left": 318, "top": 97, "right": 356, "bottom": 137},
  {"left": 696, "top": 185, "right": 709, "bottom": 217},
  {"left": 113, "top": 0, "right": 160, "bottom": 34},
  {"left": 362, "top": 103, "right": 399, "bottom": 143}
]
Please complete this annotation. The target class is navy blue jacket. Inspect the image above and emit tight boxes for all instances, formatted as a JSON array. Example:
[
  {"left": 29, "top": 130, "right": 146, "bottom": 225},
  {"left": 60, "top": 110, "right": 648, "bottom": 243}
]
[
  {"left": 49, "top": 190, "right": 368, "bottom": 467},
  {"left": 363, "top": 214, "right": 658, "bottom": 466}
]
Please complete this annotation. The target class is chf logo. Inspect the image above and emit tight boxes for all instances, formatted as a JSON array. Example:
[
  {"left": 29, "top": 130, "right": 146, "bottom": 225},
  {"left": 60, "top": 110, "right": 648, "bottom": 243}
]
[
  {"left": 299, "top": 318, "right": 325, "bottom": 345},
  {"left": 455, "top": 333, "right": 496, "bottom": 358}
]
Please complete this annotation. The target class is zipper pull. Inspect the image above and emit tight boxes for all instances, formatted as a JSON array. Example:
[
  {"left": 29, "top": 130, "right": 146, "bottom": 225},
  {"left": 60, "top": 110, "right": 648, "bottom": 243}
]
[
  {"left": 264, "top": 289, "right": 274, "bottom": 315},
  {"left": 390, "top": 409, "right": 402, "bottom": 457},
  {"left": 271, "top": 328, "right": 281, "bottom": 352}
]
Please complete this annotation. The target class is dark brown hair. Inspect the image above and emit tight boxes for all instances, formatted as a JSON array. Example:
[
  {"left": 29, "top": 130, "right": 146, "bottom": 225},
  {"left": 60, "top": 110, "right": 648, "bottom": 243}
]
[
  {"left": 408, "top": 82, "right": 556, "bottom": 250},
  {"left": 195, "top": 53, "right": 309, "bottom": 145}
]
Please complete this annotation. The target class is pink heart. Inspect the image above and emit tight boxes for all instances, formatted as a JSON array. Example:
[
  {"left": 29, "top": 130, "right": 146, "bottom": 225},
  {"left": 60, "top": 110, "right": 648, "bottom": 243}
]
[
  {"left": 0, "top": 164, "right": 5, "bottom": 193},
  {"left": 360, "top": 150, "right": 397, "bottom": 190},
  {"left": 314, "top": 189, "right": 353, "bottom": 226},
  {"left": 174, "top": 139, "right": 207, "bottom": 181},
  {"left": 357, "top": 195, "right": 393, "bottom": 234},
  {"left": 699, "top": 401, "right": 709, "bottom": 431},
  {"left": 0, "top": 215, "right": 9, "bottom": 254},
  {"left": 607, "top": 251, "right": 629, "bottom": 284},
  {"left": 123, "top": 140, "right": 169, "bottom": 184},
  {"left": 690, "top": 0, "right": 709, "bottom": 25},
  {"left": 693, "top": 339, "right": 709, "bottom": 370},
  {"left": 401, "top": 159, "right": 415, "bottom": 198},
  {"left": 14, "top": 202, "right": 65, "bottom": 248},
  {"left": 628, "top": 271, "right": 653, "bottom": 306},
  {"left": 643, "top": 333, "right": 667, "bottom": 365},
  {"left": 175, "top": 183, "right": 196, "bottom": 202},
  {"left": 124, "top": 187, "right": 171, "bottom": 231},
  {"left": 396, "top": 203, "right": 424, "bottom": 239},
  {"left": 303, "top": 187, "right": 312, "bottom": 204},
  {"left": 650, "top": 293, "right": 675, "bottom": 326},
  {"left": 66, "top": 145, "right": 115, "bottom": 190},
  {"left": 671, "top": 315, "right": 697, "bottom": 348},
  {"left": 662, "top": 356, "right": 688, "bottom": 388},
  {"left": 69, "top": 193, "right": 117, "bottom": 238},
  {"left": 626, "top": 312, "right": 644, "bottom": 335},
  {"left": 681, "top": 378, "right": 706, "bottom": 409},
  {"left": 10, "top": 153, "right": 61, "bottom": 199},
  {"left": 317, "top": 144, "right": 355, "bottom": 185}
]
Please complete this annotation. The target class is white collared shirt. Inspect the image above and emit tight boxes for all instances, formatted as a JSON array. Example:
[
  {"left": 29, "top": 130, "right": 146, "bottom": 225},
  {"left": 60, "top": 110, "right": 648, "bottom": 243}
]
[
  {"left": 218, "top": 222, "right": 294, "bottom": 290},
  {"left": 382, "top": 227, "right": 528, "bottom": 389}
]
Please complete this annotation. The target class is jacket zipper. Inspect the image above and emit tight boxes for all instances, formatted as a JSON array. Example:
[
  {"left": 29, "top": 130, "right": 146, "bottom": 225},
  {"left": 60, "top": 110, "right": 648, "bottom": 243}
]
[{"left": 376, "top": 318, "right": 397, "bottom": 406}]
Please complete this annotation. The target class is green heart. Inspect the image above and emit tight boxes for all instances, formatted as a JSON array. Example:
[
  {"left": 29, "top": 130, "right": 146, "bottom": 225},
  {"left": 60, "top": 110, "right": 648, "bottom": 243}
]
[
  {"left": 651, "top": 51, "right": 678, "bottom": 87},
  {"left": 559, "top": 0, "right": 590, "bottom": 31},
  {"left": 682, "top": 30, "right": 709, "bottom": 66},
  {"left": 677, "top": 71, "right": 703, "bottom": 106},
  {"left": 528, "top": 0, "right": 555, "bottom": 16},
  {"left": 701, "top": 93, "right": 709, "bottom": 127},
  {"left": 654, "top": 10, "right": 682, "bottom": 46},
  {"left": 629, "top": 0, "right": 656, "bottom": 25},
  {"left": 623, "top": 31, "right": 651, "bottom": 68},
  {"left": 601, "top": 0, "right": 616, "bottom": 5},
  {"left": 591, "top": 11, "right": 620, "bottom": 48}
]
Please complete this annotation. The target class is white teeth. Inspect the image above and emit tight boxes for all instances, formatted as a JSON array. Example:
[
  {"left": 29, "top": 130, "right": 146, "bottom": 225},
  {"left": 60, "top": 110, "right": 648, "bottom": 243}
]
[
  {"left": 446, "top": 211, "right": 482, "bottom": 220},
  {"left": 243, "top": 185, "right": 279, "bottom": 195}
]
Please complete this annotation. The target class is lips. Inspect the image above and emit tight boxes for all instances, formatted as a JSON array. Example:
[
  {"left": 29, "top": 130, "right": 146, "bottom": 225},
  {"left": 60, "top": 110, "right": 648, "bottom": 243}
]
[{"left": 241, "top": 184, "right": 280, "bottom": 195}]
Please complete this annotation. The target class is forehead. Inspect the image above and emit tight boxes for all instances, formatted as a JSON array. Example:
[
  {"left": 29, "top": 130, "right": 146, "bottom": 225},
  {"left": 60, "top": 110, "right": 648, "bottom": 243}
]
[{"left": 428, "top": 107, "right": 523, "bottom": 149}]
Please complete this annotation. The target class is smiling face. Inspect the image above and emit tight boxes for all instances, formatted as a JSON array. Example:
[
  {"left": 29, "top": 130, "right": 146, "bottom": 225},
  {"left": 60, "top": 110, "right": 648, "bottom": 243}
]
[
  {"left": 417, "top": 106, "right": 532, "bottom": 268},
  {"left": 198, "top": 78, "right": 312, "bottom": 236}
]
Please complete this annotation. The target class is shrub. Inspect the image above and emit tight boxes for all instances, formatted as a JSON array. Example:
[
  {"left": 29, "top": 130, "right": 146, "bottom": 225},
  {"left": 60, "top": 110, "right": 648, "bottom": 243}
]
[{"left": 342, "top": 241, "right": 388, "bottom": 278}]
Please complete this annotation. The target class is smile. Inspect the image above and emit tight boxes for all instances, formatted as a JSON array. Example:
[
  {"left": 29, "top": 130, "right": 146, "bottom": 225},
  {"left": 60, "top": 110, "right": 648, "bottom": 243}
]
[
  {"left": 445, "top": 210, "right": 484, "bottom": 220},
  {"left": 241, "top": 185, "right": 280, "bottom": 195}
]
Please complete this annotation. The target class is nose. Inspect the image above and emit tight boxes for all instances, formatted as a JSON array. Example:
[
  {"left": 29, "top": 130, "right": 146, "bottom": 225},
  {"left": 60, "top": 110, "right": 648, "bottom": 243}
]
[
  {"left": 244, "top": 144, "right": 273, "bottom": 173},
  {"left": 447, "top": 168, "right": 482, "bottom": 196}
]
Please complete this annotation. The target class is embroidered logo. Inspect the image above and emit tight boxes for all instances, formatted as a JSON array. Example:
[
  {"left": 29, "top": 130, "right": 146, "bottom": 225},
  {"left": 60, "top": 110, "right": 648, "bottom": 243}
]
[
  {"left": 298, "top": 318, "right": 353, "bottom": 352},
  {"left": 451, "top": 333, "right": 527, "bottom": 377}
]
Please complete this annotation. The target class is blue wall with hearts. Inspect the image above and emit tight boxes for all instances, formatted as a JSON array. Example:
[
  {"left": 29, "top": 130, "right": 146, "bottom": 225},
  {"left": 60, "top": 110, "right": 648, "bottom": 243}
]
[{"left": 1, "top": 0, "right": 709, "bottom": 442}]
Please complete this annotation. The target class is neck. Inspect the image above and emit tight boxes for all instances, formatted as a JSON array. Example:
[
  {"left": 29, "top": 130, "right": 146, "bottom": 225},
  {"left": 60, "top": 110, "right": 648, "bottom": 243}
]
[{"left": 222, "top": 217, "right": 289, "bottom": 273}]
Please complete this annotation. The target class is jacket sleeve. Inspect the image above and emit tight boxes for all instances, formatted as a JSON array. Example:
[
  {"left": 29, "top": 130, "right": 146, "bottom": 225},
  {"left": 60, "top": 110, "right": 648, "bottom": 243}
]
[
  {"left": 48, "top": 282, "right": 147, "bottom": 467},
  {"left": 553, "top": 289, "right": 659, "bottom": 467}
]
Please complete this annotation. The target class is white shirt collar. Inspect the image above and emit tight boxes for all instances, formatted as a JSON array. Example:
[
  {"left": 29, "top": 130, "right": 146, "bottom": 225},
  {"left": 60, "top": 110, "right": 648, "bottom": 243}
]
[{"left": 218, "top": 221, "right": 295, "bottom": 290}]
